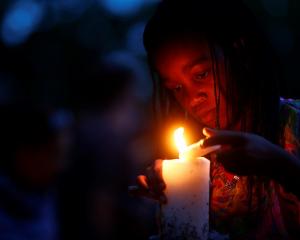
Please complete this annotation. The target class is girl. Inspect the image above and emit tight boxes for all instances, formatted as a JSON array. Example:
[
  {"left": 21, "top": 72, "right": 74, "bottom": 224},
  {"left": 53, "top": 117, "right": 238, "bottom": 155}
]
[{"left": 131, "top": 0, "right": 300, "bottom": 239}]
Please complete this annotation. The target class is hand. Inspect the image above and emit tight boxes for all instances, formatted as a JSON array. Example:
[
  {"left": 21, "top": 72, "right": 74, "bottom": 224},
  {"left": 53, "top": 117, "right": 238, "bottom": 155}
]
[
  {"left": 128, "top": 159, "right": 167, "bottom": 204},
  {"left": 201, "top": 127, "right": 288, "bottom": 177}
]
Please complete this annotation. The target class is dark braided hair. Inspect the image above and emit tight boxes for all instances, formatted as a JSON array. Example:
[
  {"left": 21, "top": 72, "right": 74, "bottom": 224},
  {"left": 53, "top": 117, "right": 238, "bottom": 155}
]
[
  {"left": 143, "top": 0, "right": 282, "bottom": 225},
  {"left": 144, "top": 0, "right": 281, "bottom": 142}
]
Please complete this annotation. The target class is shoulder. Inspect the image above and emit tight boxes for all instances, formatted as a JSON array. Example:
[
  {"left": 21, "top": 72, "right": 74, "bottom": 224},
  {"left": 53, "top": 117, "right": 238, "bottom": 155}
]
[
  {"left": 280, "top": 98, "right": 300, "bottom": 112},
  {"left": 280, "top": 97, "right": 300, "bottom": 156},
  {"left": 280, "top": 98, "right": 300, "bottom": 129}
]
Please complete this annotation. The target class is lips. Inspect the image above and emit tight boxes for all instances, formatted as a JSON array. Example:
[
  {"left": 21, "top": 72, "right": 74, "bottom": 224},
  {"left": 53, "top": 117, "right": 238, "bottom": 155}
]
[
  {"left": 191, "top": 106, "right": 216, "bottom": 126},
  {"left": 190, "top": 93, "right": 208, "bottom": 109}
]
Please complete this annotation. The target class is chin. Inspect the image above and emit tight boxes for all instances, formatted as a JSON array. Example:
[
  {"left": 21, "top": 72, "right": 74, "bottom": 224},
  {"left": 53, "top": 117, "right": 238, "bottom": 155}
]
[
  {"left": 203, "top": 121, "right": 217, "bottom": 129},
  {"left": 193, "top": 116, "right": 216, "bottom": 129},
  {"left": 190, "top": 108, "right": 216, "bottom": 127}
]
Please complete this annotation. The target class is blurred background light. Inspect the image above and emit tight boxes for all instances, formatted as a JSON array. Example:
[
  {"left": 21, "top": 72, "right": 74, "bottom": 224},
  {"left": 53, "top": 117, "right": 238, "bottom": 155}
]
[
  {"left": 1, "top": 0, "right": 44, "bottom": 46},
  {"left": 98, "top": 0, "right": 144, "bottom": 16},
  {"left": 126, "top": 22, "right": 146, "bottom": 56},
  {"left": 47, "top": 0, "right": 93, "bottom": 23},
  {"left": 103, "top": 50, "right": 152, "bottom": 101}
]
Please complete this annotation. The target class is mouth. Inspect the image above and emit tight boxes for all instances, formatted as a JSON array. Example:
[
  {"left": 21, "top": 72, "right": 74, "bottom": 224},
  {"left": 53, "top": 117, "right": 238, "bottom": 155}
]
[{"left": 191, "top": 107, "right": 216, "bottom": 126}]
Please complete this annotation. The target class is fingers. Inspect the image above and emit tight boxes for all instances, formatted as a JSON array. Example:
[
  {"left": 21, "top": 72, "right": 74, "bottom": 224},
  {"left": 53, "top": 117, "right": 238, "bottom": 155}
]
[
  {"left": 202, "top": 128, "right": 247, "bottom": 148},
  {"left": 145, "top": 160, "right": 166, "bottom": 191},
  {"left": 137, "top": 175, "right": 149, "bottom": 190},
  {"left": 202, "top": 127, "right": 217, "bottom": 137},
  {"left": 128, "top": 175, "right": 157, "bottom": 200},
  {"left": 153, "top": 159, "right": 166, "bottom": 190},
  {"left": 128, "top": 184, "right": 164, "bottom": 202},
  {"left": 128, "top": 159, "right": 167, "bottom": 204}
]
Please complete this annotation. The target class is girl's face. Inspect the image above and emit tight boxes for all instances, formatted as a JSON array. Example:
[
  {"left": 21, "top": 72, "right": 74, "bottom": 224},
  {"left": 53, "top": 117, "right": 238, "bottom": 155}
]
[{"left": 154, "top": 38, "right": 227, "bottom": 128}]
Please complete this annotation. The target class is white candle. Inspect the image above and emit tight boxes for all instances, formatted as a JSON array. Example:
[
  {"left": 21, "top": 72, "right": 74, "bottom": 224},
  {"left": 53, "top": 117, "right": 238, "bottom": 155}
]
[{"left": 160, "top": 128, "right": 220, "bottom": 240}]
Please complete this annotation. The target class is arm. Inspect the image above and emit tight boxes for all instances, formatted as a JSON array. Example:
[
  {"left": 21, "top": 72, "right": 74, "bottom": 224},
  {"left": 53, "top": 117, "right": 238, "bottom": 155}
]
[{"left": 202, "top": 127, "right": 300, "bottom": 198}]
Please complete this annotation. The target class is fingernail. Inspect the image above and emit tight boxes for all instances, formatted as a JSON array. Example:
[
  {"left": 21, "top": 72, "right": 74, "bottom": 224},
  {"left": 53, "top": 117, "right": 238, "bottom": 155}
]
[
  {"left": 199, "top": 139, "right": 204, "bottom": 147},
  {"left": 205, "top": 127, "right": 217, "bottom": 134},
  {"left": 200, "top": 138, "right": 206, "bottom": 148},
  {"left": 203, "top": 127, "right": 213, "bottom": 137}
]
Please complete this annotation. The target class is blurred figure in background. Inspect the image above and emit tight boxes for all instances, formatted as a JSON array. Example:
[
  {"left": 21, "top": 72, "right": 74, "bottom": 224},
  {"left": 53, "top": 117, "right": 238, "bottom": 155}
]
[
  {"left": 0, "top": 105, "right": 72, "bottom": 240},
  {"left": 0, "top": 1, "right": 156, "bottom": 239},
  {"left": 59, "top": 52, "right": 156, "bottom": 240}
]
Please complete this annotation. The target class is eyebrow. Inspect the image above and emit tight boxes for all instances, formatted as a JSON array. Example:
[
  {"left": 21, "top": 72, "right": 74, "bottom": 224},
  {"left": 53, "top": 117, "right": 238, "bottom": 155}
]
[{"left": 183, "top": 56, "right": 210, "bottom": 73}]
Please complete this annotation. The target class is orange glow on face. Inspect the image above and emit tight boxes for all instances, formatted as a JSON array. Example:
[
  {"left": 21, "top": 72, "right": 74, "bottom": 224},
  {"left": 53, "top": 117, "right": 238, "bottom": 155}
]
[{"left": 155, "top": 38, "right": 228, "bottom": 129}]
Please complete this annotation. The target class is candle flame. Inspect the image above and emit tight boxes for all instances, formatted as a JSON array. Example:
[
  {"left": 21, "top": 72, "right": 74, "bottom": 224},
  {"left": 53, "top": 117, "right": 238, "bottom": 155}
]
[{"left": 174, "top": 127, "right": 187, "bottom": 154}]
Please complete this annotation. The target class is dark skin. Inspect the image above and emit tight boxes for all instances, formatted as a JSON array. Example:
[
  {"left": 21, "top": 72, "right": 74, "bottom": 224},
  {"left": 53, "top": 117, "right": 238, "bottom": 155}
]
[{"left": 129, "top": 38, "right": 300, "bottom": 202}]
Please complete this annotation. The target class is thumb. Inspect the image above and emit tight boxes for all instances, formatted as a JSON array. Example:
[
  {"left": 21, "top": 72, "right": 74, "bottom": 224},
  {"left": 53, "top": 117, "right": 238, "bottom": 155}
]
[{"left": 203, "top": 127, "right": 218, "bottom": 137}]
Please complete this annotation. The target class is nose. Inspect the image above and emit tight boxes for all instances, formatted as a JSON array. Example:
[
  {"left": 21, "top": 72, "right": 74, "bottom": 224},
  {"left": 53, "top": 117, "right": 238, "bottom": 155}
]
[{"left": 189, "top": 92, "right": 208, "bottom": 109}]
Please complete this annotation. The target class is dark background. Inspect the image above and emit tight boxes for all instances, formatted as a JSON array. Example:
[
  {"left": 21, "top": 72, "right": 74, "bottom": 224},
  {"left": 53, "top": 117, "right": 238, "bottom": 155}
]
[
  {"left": 0, "top": 0, "right": 299, "bottom": 103},
  {"left": 0, "top": 0, "right": 299, "bottom": 240}
]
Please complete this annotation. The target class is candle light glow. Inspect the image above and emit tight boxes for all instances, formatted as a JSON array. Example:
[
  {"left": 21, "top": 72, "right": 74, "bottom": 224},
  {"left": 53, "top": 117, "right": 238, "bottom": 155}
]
[
  {"left": 173, "top": 127, "right": 187, "bottom": 161},
  {"left": 160, "top": 127, "right": 215, "bottom": 239}
]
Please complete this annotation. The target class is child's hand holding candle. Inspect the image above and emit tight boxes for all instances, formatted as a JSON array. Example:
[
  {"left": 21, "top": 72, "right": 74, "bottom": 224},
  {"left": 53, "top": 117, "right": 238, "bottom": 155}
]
[{"left": 129, "top": 127, "right": 221, "bottom": 239}]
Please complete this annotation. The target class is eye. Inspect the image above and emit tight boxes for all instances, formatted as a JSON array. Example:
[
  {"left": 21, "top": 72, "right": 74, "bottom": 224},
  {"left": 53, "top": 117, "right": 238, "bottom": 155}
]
[
  {"left": 171, "top": 84, "right": 183, "bottom": 92},
  {"left": 193, "top": 71, "right": 208, "bottom": 81}
]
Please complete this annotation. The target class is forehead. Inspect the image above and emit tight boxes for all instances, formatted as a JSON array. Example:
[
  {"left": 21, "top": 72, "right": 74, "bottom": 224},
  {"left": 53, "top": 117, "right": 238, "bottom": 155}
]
[{"left": 154, "top": 38, "right": 211, "bottom": 72}]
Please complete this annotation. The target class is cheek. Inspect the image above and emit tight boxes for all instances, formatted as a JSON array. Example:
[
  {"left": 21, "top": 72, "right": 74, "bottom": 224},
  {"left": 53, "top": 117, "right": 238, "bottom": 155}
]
[
  {"left": 205, "top": 89, "right": 218, "bottom": 107},
  {"left": 176, "top": 86, "right": 215, "bottom": 108},
  {"left": 173, "top": 92, "right": 189, "bottom": 109}
]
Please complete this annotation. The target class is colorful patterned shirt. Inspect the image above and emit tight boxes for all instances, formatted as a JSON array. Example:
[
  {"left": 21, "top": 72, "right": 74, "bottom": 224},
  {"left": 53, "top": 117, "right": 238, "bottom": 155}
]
[{"left": 210, "top": 98, "right": 300, "bottom": 239}]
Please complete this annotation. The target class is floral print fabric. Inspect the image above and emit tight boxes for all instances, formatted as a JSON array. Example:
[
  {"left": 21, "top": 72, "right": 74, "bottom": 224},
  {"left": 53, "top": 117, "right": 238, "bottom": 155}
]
[{"left": 210, "top": 98, "right": 300, "bottom": 239}]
